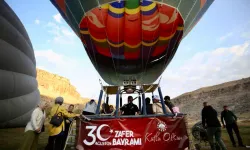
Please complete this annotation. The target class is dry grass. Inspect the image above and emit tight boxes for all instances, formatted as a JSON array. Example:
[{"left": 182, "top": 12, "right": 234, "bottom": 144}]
[
  {"left": 190, "top": 122, "right": 250, "bottom": 150},
  {"left": 0, "top": 127, "right": 48, "bottom": 150}
]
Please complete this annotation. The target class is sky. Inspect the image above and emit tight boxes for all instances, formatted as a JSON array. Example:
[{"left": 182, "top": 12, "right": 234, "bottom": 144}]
[{"left": 6, "top": 0, "right": 250, "bottom": 105}]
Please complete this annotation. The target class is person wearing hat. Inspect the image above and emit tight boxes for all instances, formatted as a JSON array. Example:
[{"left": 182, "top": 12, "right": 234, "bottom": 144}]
[
  {"left": 45, "top": 97, "right": 80, "bottom": 150},
  {"left": 152, "top": 95, "right": 171, "bottom": 114},
  {"left": 120, "top": 96, "right": 140, "bottom": 115},
  {"left": 82, "top": 99, "right": 97, "bottom": 115},
  {"left": 221, "top": 105, "right": 244, "bottom": 147},
  {"left": 19, "top": 101, "right": 49, "bottom": 150}
]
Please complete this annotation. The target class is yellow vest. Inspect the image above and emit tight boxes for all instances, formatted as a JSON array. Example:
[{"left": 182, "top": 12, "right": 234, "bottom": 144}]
[{"left": 47, "top": 104, "right": 77, "bottom": 136}]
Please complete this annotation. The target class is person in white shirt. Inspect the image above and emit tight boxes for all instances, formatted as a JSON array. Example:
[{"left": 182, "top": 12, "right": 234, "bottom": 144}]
[
  {"left": 152, "top": 95, "right": 171, "bottom": 114},
  {"left": 82, "top": 99, "right": 97, "bottom": 115},
  {"left": 19, "top": 100, "right": 49, "bottom": 150}
]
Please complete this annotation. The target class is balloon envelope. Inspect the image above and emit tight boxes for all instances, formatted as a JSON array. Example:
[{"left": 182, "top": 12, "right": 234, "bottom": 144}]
[
  {"left": 51, "top": 0, "right": 214, "bottom": 85},
  {"left": 0, "top": 1, "right": 40, "bottom": 128}
]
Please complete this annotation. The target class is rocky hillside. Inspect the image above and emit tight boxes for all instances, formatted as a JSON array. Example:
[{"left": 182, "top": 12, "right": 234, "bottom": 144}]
[
  {"left": 37, "top": 68, "right": 89, "bottom": 104},
  {"left": 173, "top": 77, "right": 250, "bottom": 122}
]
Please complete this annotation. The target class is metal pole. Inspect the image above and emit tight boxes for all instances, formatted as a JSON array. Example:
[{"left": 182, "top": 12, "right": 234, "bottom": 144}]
[
  {"left": 158, "top": 86, "right": 167, "bottom": 114},
  {"left": 141, "top": 87, "right": 147, "bottom": 115},
  {"left": 120, "top": 93, "right": 122, "bottom": 108},
  {"left": 115, "top": 87, "right": 120, "bottom": 117},
  {"left": 96, "top": 89, "right": 103, "bottom": 115},
  {"left": 138, "top": 94, "right": 141, "bottom": 112},
  {"left": 106, "top": 95, "right": 109, "bottom": 104}
]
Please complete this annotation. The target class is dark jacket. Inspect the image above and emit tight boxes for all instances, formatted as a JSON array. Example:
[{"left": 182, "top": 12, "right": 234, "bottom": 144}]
[
  {"left": 221, "top": 110, "right": 237, "bottom": 126},
  {"left": 165, "top": 100, "right": 175, "bottom": 114},
  {"left": 120, "top": 103, "right": 139, "bottom": 115},
  {"left": 142, "top": 104, "right": 153, "bottom": 114},
  {"left": 64, "top": 111, "right": 74, "bottom": 132},
  {"left": 202, "top": 106, "right": 221, "bottom": 127}
]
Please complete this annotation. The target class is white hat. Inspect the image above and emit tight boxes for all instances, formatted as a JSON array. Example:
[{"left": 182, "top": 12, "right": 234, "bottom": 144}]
[
  {"left": 37, "top": 100, "right": 48, "bottom": 107},
  {"left": 153, "top": 95, "right": 160, "bottom": 100}
]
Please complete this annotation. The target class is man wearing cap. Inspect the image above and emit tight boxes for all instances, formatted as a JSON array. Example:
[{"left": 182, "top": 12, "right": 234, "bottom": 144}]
[
  {"left": 120, "top": 96, "right": 140, "bottom": 115},
  {"left": 221, "top": 105, "right": 244, "bottom": 147},
  {"left": 152, "top": 95, "right": 171, "bottom": 114}
]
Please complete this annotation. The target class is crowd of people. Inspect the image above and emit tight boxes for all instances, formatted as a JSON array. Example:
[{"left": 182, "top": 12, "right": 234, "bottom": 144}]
[
  {"left": 19, "top": 97, "right": 81, "bottom": 150},
  {"left": 18, "top": 95, "right": 245, "bottom": 150},
  {"left": 201, "top": 102, "right": 245, "bottom": 150},
  {"left": 81, "top": 95, "right": 178, "bottom": 116},
  {"left": 19, "top": 94, "right": 177, "bottom": 150}
]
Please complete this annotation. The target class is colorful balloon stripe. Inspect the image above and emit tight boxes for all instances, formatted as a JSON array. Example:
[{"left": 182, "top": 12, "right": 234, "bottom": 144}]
[{"left": 51, "top": 0, "right": 214, "bottom": 85}]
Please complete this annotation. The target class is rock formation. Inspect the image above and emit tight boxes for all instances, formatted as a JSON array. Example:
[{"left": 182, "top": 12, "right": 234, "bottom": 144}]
[
  {"left": 172, "top": 77, "right": 250, "bottom": 122},
  {"left": 37, "top": 68, "right": 89, "bottom": 104}
]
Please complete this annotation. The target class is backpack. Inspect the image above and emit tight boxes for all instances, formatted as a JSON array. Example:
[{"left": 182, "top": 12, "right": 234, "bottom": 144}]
[{"left": 49, "top": 106, "right": 63, "bottom": 127}]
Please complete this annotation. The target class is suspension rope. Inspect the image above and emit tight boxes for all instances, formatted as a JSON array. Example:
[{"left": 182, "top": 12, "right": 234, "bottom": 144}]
[
  {"left": 77, "top": 0, "right": 115, "bottom": 85},
  {"left": 97, "top": 0, "right": 120, "bottom": 85},
  {"left": 140, "top": 0, "right": 144, "bottom": 86},
  {"left": 158, "top": 76, "right": 162, "bottom": 86},
  {"left": 65, "top": 1, "right": 105, "bottom": 99},
  {"left": 77, "top": 0, "right": 100, "bottom": 72},
  {"left": 138, "top": 1, "right": 161, "bottom": 84},
  {"left": 64, "top": 2, "right": 80, "bottom": 37},
  {"left": 138, "top": 0, "right": 183, "bottom": 84},
  {"left": 160, "top": 0, "right": 201, "bottom": 76},
  {"left": 184, "top": 0, "right": 198, "bottom": 24},
  {"left": 117, "top": 0, "right": 121, "bottom": 85},
  {"left": 140, "top": 84, "right": 155, "bottom": 95},
  {"left": 185, "top": 0, "right": 203, "bottom": 35},
  {"left": 157, "top": 1, "right": 205, "bottom": 99},
  {"left": 152, "top": 0, "right": 184, "bottom": 90}
]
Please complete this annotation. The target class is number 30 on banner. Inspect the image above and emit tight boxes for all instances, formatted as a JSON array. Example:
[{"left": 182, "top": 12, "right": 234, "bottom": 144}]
[
  {"left": 83, "top": 125, "right": 111, "bottom": 146},
  {"left": 83, "top": 126, "right": 97, "bottom": 146}
]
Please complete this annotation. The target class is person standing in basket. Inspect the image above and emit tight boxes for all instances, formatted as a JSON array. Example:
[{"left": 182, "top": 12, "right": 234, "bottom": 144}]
[
  {"left": 82, "top": 99, "right": 97, "bottom": 115},
  {"left": 164, "top": 96, "right": 175, "bottom": 114},
  {"left": 152, "top": 95, "right": 171, "bottom": 114},
  {"left": 119, "top": 96, "right": 140, "bottom": 116}
]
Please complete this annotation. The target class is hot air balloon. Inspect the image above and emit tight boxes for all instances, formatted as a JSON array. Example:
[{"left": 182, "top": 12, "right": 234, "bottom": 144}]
[
  {"left": 0, "top": 1, "right": 40, "bottom": 128},
  {"left": 51, "top": 0, "right": 214, "bottom": 86},
  {"left": 50, "top": 1, "right": 215, "bottom": 149}
]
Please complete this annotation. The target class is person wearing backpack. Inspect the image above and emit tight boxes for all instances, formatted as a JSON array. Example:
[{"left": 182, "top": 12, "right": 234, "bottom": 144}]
[{"left": 45, "top": 97, "right": 80, "bottom": 150}]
